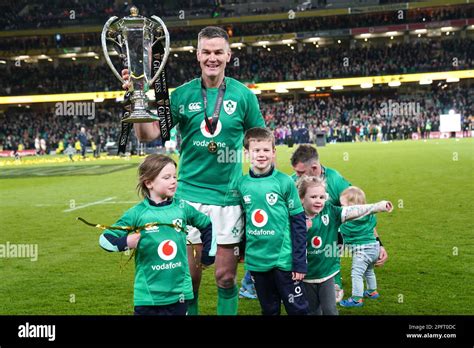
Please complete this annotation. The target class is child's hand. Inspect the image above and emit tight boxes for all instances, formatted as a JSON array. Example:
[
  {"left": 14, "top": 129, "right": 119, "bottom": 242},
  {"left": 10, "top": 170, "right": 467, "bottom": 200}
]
[
  {"left": 378, "top": 201, "right": 393, "bottom": 213},
  {"left": 383, "top": 201, "right": 393, "bottom": 212},
  {"left": 200, "top": 252, "right": 215, "bottom": 268},
  {"left": 121, "top": 69, "right": 130, "bottom": 90},
  {"left": 292, "top": 272, "right": 305, "bottom": 281},
  {"left": 126, "top": 232, "right": 141, "bottom": 249}
]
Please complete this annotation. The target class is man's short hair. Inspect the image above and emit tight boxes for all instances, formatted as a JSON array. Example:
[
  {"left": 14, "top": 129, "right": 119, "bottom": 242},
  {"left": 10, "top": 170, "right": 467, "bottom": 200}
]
[
  {"left": 198, "top": 26, "right": 229, "bottom": 47},
  {"left": 244, "top": 127, "right": 275, "bottom": 150},
  {"left": 290, "top": 144, "right": 319, "bottom": 166}
]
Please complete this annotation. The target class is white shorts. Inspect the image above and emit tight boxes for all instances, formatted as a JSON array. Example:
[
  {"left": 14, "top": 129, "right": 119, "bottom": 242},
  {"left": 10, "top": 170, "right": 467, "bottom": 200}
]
[{"left": 185, "top": 201, "right": 244, "bottom": 257}]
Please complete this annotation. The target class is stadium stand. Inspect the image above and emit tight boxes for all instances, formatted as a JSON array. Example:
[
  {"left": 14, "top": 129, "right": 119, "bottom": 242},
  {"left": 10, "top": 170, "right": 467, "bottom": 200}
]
[
  {"left": 0, "top": 0, "right": 472, "bottom": 156},
  {"left": 2, "top": 36, "right": 472, "bottom": 95}
]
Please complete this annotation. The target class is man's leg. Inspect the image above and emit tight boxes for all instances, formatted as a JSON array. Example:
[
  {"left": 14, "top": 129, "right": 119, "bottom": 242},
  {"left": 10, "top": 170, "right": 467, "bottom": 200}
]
[
  {"left": 186, "top": 243, "right": 202, "bottom": 315},
  {"left": 183, "top": 201, "right": 210, "bottom": 316},
  {"left": 215, "top": 244, "right": 239, "bottom": 315},
  {"left": 212, "top": 204, "right": 244, "bottom": 315}
]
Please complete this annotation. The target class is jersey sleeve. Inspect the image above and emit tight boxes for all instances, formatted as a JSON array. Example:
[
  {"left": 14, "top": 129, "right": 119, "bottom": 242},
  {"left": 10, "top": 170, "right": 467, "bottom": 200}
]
[
  {"left": 243, "top": 91, "right": 265, "bottom": 131},
  {"left": 329, "top": 203, "right": 343, "bottom": 228},
  {"left": 289, "top": 212, "right": 307, "bottom": 274},
  {"left": 235, "top": 176, "right": 244, "bottom": 203},
  {"left": 284, "top": 177, "right": 304, "bottom": 216},
  {"left": 335, "top": 174, "right": 351, "bottom": 199},
  {"left": 183, "top": 201, "right": 213, "bottom": 260},
  {"left": 170, "top": 89, "right": 181, "bottom": 128},
  {"left": 99, "top": 207, "right": 137, "bottom": 252}
]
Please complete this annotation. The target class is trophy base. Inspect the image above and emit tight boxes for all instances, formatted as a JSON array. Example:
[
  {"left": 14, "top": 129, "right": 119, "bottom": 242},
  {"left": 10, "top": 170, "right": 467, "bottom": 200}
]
[{"left": 122, "top": 110, "right": 159, "bottom": 123}]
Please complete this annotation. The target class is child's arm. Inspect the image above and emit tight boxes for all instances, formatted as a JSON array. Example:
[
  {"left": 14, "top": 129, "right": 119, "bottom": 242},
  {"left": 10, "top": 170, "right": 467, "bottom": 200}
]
[
  {"left": 183, "top": 202, "right": 214, "bottom": 266},
  {"left": 199, "top": 223, "right": 214, "bottom": 266},
  {"left": 341, "top": 201, "right": 393, "bottom": 223},
  {"left": 99, "top": 210, "right": 138, "bottom": 252},
  {"left": 373, "top": 227, "right": 388, "bottom": 266},
  {"left": 285, "top": 177, "right": 307, "bottom": 280},
  {"left": 290, "top": 212, "right": 308, "bottom": 280}
]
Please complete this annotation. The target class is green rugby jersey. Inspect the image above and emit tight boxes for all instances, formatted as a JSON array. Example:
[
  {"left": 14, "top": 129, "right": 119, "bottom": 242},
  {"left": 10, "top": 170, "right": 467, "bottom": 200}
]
[
  {"left": 237, "top": 169, "right": 304, "bottom": 272},
  {"left": 339, "top": 214, "right": 377, "bottom": 245},
  {"left": 291, "top": 165, "right": 351, "bottom": 206},
  {"left": 170, "top": 77, "right": 264, "bottom": 206},
  {"left": 306, "top": 203, "right": 343, "bottom": 282},
  {"left": 290, "top": 173, "right": 298, "bottom": 183},
  {"left": 100, "top": 198, "right": 210, "bottom": 306},
  {"left": 323, "top": 166, "right": 351, "bottom": 206}
]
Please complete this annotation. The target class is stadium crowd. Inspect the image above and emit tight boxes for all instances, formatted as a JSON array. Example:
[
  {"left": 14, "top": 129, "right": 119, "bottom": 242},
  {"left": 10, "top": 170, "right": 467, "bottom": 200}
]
[
  {"left": 0, "top": 106, "right": 123, "bottom": 155},
  {"left": 0, "top": 0, "right": 314, "bottom": 31},
  {"left": 1, "top": 2, "right": 472, "bottom": 155},
  {"left": 0, "top": 0, "right": 222, "bottom": 31},
  {"left": 235, "top": 38, "right": 473, "bottom": 82},
  {"left": 1, "top": 86, "right": 471, "bottom": 154},
  {"left": 264, "top": 86, "right": 473, "bottom": 144},
  {"left": 0, "top": 4, "right": 472, "bottom": 48},
  {"left": 2, "top": 37, "right": 472, "bottom": 95}
]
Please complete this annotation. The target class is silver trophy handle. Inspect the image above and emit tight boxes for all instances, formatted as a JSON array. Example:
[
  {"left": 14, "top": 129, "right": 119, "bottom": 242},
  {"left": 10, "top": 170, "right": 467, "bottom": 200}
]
[
  {"left": 101, "top": 16, "right": 126, "bottom": 84},
  {"left": 150, "top": 15, "right": 170, "bottom": 86}
]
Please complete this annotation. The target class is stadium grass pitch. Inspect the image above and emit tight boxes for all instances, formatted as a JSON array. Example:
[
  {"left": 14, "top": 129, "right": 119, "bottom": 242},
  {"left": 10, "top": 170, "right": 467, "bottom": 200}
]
[{"left": 0, "top": 138, "right": 472, "bottom": 315}]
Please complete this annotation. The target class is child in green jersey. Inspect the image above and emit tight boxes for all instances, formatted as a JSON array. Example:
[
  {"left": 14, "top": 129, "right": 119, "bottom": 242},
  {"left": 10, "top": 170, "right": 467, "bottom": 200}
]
[
  {"left": 297, "top": 176, "right": 392, "bottom": 314},
  {"left": 237, "top": 128, "right": 309, "bottom": 315},
  {"left": 99, "top": 154, "right": 213, "bottom": 315},
  {"left": 339, "top": 186, "right": 384, "bottom": 307}
]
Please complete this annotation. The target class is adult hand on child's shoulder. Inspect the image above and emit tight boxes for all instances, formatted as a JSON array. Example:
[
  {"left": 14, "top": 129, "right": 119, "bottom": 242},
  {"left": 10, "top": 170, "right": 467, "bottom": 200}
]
[{"left": 375, "top": 246, "right": 388, "bottom": 267}]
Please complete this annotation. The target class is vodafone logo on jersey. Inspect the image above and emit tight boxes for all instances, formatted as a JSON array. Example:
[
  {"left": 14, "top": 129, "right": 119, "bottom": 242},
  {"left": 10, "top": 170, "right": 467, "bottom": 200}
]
[
  {"left": 200, "top": 118, "right": 222, "bottom": 138},
  {"left": 311, "top": 236, "right": 322, "bottom": 249},
  {"left": 251, "top": 209, "right": 268, "bottom": 228},
  {"left": 157, "top": 240, "right": 178, "bottom": 261}
]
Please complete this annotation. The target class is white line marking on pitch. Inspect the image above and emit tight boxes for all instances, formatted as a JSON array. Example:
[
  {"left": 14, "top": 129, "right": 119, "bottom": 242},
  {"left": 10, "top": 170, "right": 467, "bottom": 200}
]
[
  {"left": 38, "top": 201, "right": 138, "bottom": 207},
  {"left": 63, "top": 197, "right": 117, "bottom": 212}
]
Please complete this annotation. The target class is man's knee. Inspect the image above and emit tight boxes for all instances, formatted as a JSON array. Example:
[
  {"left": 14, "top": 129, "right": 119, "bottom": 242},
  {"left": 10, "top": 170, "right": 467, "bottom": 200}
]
[
  {"left": 215, "top": 266, "right": 236, "bottom": 288},
  {"left": 214, "top": 244, "right": 239, "bottom": 287}
]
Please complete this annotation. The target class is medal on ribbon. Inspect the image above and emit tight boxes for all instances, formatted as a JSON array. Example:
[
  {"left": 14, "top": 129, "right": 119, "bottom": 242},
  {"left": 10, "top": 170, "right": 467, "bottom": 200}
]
[{"left": 201, "top": 79, "right": 226, "bottom": 154}]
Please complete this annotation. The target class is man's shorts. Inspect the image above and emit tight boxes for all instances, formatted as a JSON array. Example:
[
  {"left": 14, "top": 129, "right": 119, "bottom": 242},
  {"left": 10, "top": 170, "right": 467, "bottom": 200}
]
[{"left": 185, "top": 201, "right": 244, "bottom": 257}]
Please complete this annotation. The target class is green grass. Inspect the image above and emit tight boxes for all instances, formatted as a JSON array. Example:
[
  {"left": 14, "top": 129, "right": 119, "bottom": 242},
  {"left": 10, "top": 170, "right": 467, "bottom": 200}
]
[{"left": 0, "top": 138, "right": 473, "bottom": 315}]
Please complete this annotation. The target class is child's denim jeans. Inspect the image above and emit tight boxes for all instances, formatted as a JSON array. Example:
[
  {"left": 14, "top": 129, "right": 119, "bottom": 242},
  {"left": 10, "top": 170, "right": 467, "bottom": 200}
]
[{"left": 349, "top": 242, "right": 380, "bottom": 297}]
